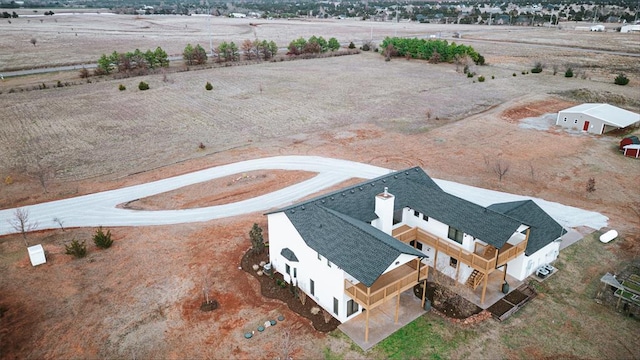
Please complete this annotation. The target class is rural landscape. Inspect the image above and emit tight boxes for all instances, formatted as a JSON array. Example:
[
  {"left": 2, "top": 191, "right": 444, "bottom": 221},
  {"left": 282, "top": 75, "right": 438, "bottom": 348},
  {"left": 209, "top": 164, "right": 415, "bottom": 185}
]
[{"left": 1, "top": 2, "right": 639, "bottom": 359}]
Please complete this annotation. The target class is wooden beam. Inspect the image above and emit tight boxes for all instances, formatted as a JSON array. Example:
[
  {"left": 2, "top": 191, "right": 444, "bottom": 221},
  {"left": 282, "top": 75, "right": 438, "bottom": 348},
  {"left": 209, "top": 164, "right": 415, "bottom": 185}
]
[
  {"left": 421, "top": 280, "right": 427, "bottom": 308},
  {"left": 365, "top": 308, "right": 370, "bottom": 342},
  {"left": 395, "top": 292, "right": 400, "bottom": 323},
  {"left": 481, "top": 272, "right": 488, "bottom": 304}
]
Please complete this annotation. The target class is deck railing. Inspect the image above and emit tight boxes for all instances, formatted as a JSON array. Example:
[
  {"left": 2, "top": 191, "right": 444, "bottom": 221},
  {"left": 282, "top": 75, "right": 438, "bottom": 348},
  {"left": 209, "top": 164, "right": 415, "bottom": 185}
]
[
  {"left": 496, "top": 239, "right": 528, "bottom": 266},
  {"left": 344, "top": 259, "right": 428, "bottom": 309}
]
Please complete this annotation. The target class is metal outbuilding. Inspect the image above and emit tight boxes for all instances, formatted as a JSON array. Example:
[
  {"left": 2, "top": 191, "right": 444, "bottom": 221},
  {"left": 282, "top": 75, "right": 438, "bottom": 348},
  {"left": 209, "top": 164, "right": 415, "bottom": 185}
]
[
  {"left": 620, "top": 135, "right": 640, "bottom": 150},
  {"left": 556, "top": 104, "right": 640, "bottom": 135}
]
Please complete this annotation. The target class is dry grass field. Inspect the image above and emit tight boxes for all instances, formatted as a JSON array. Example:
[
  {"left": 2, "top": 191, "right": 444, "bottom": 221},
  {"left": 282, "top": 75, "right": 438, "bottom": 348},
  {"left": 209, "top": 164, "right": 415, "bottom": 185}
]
[{"left": 1, "top": 13, "right": 639, "bottom": 359}]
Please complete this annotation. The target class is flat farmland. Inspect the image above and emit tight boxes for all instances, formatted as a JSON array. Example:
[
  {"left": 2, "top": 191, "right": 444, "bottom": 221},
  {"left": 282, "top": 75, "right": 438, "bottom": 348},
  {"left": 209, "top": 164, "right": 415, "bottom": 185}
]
[{"left": 0, "top": 13, "right": 639, "bottom": 360}]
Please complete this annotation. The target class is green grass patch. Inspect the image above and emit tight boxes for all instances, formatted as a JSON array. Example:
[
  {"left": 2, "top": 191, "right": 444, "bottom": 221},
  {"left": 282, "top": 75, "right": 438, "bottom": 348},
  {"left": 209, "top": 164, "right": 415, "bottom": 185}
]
[{"left": 375, "top": 316, "right": 475, "bottom": 360}]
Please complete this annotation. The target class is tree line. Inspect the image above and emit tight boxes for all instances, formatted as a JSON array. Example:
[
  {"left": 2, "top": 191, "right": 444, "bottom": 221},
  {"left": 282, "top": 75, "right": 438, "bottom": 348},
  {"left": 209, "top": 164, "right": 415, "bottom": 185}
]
[
  {"left": 96, "top": 47, "right": 169, "bottom": 75},
  {"left": 287, "top": 36, "right": 340, "bottom": 55},
  {"left": 380, "top": 37, "right": 485, "bottom": 65}
]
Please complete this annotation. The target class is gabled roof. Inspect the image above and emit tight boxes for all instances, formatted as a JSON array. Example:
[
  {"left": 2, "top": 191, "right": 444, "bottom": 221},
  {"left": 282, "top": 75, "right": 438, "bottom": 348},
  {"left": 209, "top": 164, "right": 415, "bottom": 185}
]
[
  {"left": 285, "top": 204, "right": 424, "bottom": 287},
  {"left": 559, "top": 103, "right": 640, "bottom": 128},
  {"left": 488, "top": 200, "right": 565, "bottom": 256},
  {"left": 269, "top": 167, "right": 538, "bottom": 287}
]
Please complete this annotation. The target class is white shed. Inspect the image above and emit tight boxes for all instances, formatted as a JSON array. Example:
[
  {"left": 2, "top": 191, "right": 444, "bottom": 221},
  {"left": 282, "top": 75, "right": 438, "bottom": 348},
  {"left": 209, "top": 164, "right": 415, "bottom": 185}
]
[{"left": 556, "top": 103, "right": 640, "bottom": 134}]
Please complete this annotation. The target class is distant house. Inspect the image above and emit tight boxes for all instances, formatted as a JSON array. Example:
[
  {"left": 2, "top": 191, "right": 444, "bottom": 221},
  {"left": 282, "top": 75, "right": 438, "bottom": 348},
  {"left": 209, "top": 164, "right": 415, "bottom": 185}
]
[
  {"left": 229, "top": 13, "right": 246, "bottom": 18},
  {"left": 556, "top": 103, "right": 640, "bottom": 134},
  {"left": 267, "top": 167, "right": 565, "bottom": 341},
  {"left": 590, "top": 24, "right": 606, "bottom": 32}
]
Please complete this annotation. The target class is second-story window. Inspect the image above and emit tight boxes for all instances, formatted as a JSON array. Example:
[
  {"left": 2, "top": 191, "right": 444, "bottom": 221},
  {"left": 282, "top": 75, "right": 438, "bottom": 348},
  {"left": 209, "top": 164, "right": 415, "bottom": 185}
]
[{"left": 448, "top": 226, "right": 463, "bottom": 244}]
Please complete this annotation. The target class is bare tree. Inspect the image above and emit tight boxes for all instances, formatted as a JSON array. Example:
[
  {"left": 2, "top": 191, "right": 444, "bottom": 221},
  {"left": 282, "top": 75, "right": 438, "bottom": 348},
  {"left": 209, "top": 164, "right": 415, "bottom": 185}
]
[
  {"left": 9, "top": 208, "right": 38, "bottom": 246},
  {"left": 53, "top": 217, "right": 65, "bottom": 231},
  {"left": 586, "top": 178, "right": 596, "bottom": 194},
  {"left": 492, "top": 159, "right": 510, "bottom": 182},
  {"left": 278, "top": 328, "right": 293, "bottom": 360},
  {"left": 30, "top": 37, "right": 37, "bottom": 46}
]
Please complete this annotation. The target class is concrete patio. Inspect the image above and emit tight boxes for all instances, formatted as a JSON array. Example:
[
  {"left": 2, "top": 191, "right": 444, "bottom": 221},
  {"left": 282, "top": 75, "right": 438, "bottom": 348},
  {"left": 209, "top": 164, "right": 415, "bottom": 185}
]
[{"left": 338, "top": 291, "right": 426, "bottom": 351}]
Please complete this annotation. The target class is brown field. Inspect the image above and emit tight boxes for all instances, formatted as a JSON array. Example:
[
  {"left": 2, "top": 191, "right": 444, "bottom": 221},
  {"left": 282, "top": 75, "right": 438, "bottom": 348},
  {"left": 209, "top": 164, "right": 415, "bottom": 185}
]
[{"left": 1, "top": 13, "right": 639, "bottom": 359}]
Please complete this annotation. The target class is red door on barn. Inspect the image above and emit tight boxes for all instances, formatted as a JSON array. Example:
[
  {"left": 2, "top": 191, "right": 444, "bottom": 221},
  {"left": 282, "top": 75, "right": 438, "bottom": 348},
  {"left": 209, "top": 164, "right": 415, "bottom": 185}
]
[{"left": 583, "top": 121, "right": 590, "bottom": 131}]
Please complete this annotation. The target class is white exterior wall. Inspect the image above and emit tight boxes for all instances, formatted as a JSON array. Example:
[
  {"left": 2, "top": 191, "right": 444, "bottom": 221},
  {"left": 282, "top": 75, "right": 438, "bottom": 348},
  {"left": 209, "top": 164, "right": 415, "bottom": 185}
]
[
  {"left": 267, "top": 212, "right": 352, "bottom": 322},
  {"left": 556, "top": 111, "right": 607, "bottom": 134},
  {"left": 268, "top": 212, "right": 420, "bottom": 323},
  {"left": 507, "top": 241, "right": 560, "bottom": 280}
]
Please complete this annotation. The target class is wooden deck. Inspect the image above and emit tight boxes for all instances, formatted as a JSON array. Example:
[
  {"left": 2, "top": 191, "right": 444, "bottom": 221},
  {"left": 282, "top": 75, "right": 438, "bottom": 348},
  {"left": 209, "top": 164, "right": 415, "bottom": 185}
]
[
  {"left": 393, "top": 225, "right": 528, "bottom": 274},
  {"left": 344, "top": 259, "right": 428, "bottom": 310}
]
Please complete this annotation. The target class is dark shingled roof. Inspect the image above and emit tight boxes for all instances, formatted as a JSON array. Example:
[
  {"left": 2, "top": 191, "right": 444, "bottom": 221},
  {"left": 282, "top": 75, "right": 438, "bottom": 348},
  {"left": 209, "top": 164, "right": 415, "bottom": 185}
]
[
  {"left": 269, "top": 167, "right": 535, "bottom": 287},
  {"left": 488, "top": 200, "right": 566, "bottom": 256},
  {"left": 280, "top": 248, "right": 299, "bottom": 262}
]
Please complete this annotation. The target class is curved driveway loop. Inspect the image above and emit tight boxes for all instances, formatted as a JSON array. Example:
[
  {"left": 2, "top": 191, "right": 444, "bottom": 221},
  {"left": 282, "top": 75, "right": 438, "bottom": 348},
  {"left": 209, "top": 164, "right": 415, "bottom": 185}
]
[
  {"left": 0, "top": 156, "right": 607, "bottom": 236},
  {"left": 0, "top": 156, "right": 391, "bottom": 235}
]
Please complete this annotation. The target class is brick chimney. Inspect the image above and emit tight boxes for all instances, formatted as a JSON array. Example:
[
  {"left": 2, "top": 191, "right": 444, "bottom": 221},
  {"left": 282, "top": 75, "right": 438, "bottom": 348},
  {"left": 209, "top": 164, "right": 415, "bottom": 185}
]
[{"left": 373, "top": 187, "right": 395, "bottom": 235}]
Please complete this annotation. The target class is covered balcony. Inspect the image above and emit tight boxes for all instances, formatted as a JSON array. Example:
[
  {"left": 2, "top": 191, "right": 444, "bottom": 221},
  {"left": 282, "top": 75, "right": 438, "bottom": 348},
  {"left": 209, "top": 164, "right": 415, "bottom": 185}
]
[{"left": 344, "top": 258, "right": 428, "bottom": 342}]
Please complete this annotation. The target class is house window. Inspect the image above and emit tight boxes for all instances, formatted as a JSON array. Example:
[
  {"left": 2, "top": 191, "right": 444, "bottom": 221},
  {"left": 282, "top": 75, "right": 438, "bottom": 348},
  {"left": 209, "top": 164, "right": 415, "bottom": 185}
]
[
  {"left": 310, "top": 279, "right": 315, "bottom": 296},
  {"left": 448, "top": 226, "right": 464, "bottom": 244},
  {"left": 285, "top": 264, "right": 290, "bottom": 275},
  {"left": 293, "top": 268, "right": 297, "bottom": 278},
  {"left": 450, "top": 257, "right": 458, "bottom": 268},
  {"left": 333, "top": 297, "right": 339, "bottom": 315},
  {"left": 410, "top": 240, "right": 423, "bottom": 251},
  {"left": 413, "top": 210, "right": 420, "bottom": 218},
  {"left": 393, "top": 209, "right": 403, "bottom": 225},
  {"left": 347, "top": 299, "right": 359, "bottom": 317}
]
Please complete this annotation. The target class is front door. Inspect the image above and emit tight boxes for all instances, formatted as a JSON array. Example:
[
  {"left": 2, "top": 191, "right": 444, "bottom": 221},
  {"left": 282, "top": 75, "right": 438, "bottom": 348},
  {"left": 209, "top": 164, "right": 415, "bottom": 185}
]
[{"left": 583, "top": 121, "right": 590, "bottom": 131}]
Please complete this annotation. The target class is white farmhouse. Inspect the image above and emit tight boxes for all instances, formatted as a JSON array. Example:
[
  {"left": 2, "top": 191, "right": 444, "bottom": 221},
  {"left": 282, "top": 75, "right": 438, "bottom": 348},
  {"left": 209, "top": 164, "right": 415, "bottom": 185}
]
[
  {"left": 556, "top": 103, "right": 640, "bottom": 134},
  {"left": 266, "top": 167, "right": 565, "bottom": 340}
]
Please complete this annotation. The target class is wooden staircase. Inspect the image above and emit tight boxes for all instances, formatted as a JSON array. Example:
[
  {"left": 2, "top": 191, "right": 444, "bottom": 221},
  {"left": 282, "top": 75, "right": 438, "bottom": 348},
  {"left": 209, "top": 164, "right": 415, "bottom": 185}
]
[{"left": 466, "top": 270, "right": 485, "bottom": 290}]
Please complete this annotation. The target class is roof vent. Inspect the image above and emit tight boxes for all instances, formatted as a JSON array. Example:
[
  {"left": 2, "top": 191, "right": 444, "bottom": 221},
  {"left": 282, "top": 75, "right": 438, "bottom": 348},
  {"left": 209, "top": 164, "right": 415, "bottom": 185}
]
[
  {"left": 321, "top": 199, "right": 325, "bottom": 203},
  {"left": 301, "top": 206, "right": 305, "bottom": 210},
  {"left": 330, "top": 196, "right": 334, "bottom": 200},
  {"left": 350, "top": 189, "right": 355, "bottom": 193},
  {"left": 359, "top": 187, "right": 363, "bottom": 191},
  {"left": 291, "top": 209, "right": 295, "bottom": 213},
  {"left": 394, "top": 175, "right": 398, "bottom": 179},
  {"left": 405, "top": 171, "right": 409, "bottom": 175},
  {"left": 383, "top": 187, "right": 389, "bottom": 196},
  {"left": 342, "top": 193, "right": 346, "bottom": 196},
  {"left": 382, "top": 179, "right": 386, "bottom": 183},
  {"left": 371, "top": 182, "right": 375, "bottom": 186}
]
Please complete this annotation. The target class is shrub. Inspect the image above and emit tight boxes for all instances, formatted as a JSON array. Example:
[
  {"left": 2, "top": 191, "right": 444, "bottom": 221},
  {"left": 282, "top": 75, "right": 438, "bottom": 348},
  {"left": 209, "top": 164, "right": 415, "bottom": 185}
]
[
  {"left": 205, "top": 82, "right": 213, "bottom": 90},
  {"left": 491, "top": 75, "right": 495, "bottom": 79},
  {"left": 467, "top": 72, "right": 474, "bottom": 78},
  {"left": 478, "top": 75, "right": 485, "bottom": 82},
  {"left": 118, "top": 84, "right": 126, "bottom": 91},
  {"left": 512, "top": 73, "right": 517, "bottom": 77},
  {"left": 138, "top": 81, "right": 149, "bottom": 90},
  {"left": 65, "top": 239, "right": 87, "bottom": 258},
  {"left": 614, "top": 73, "right": 629, "bottom": 85},
  {"left": 348, "top": 42, "right": 355, "bottom": 49},
  {"left": 56, "top": 80, "right": 63, "bottom": 88},
  {"left": 564, "top": 68, "right": 574, "bottom": 78},
  {"left": 531, "top": 62, "right": 543, "bottom": 73},
  {"left": 463, "top": 65, "right": 469, "bottom": 74},
  {"left": 93, "top": 226, "right": 113, "bottom": 249},
  {"left": 521, "top": 70, "right": 526, "bottom": 75},
  {"left": 361, "top": 43, "right": 370, "bottom": 51},
  {"left": 249, "top": 223, "right": 264, "bottom": 254}
]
